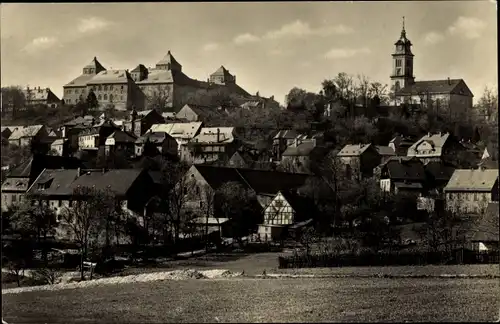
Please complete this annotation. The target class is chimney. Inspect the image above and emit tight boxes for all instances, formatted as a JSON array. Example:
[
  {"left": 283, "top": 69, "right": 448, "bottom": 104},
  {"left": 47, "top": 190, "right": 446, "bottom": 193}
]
[
  {"left": 428, "top": 132, "right": 431, "bottom": 137},
  {"left": 447, "top": 77, "right": 451, "bottom": 85},
  {"left": 216, "top": 128, "right": 220, "bottom": 142},
  {"left": 270, "top": 95, "right": 274, "bottom": 101},
  {"left": 77, "top": 167, "right": 81, "bottom": 177},
  {"left": 38, "top": 86, "right": 40, "bottom": 91}
]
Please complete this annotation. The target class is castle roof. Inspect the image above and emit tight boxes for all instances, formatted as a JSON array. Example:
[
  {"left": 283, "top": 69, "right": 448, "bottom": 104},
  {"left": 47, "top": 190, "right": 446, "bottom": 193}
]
[
  {"left": 87, "top": 69, "right": 132, "bottom": 84},
  {"left": 84, "top": 57, "right": 106, "bottom": 71},
  {"left": 156, "top": 50, "right": 182, "bottom": 67}
]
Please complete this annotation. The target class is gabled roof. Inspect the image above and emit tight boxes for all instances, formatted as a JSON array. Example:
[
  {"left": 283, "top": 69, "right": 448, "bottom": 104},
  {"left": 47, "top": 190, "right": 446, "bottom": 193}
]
[
  {"left": 149, "top": 122, "right": 203, "bottom": 139},
  {"left": 180, "top": 104, "right": 226, "bottom": 119},
  {"left": 273, "top": 130, "right": 298, "bottom": 140},
  {"left": 64, "top": 74, "right": 96, "bottom": 87},
  {"left": 381, "top": 157, "right": 426, "bottom": 181},
  {"left": 135, "top": 131, "right": 171, "bottom": 144},
  {"left": 337, "top": 144, "right": 373, "bottom": 157},
  {"left": 279, "top": 189, "right": 319, "bottom": 220},
  {"left": 23, "top": 88, "right": 58, "bottom": 101},
  {"left": 282, "top": 141, "right": 317, "bottom": 157},
  {"left": 193, "top": 165, "right": 312, "bottom": 195},
  {"left": 51, "top": 138, "right": 67, "bottom": 146},
  {"left": 8, "top": 125, "right": 44, "bottom": 140},
  {"left": 407, "top": 132, "right": 451, "bottom": 157},
  {"left": 444, "top": 169, "right": 499, "bottom": 192},
  {"left": 106, "top": 130, "right": 137, "bottom": 143},
  {"left": 191, "top": 127, "right": 235, "bottom": 144},
  {"left": 398, "top": 79, "right": 473, "bottom": 96},
  {"left": 27, "top": 169, "right": 79, "bottom": 196},
  {"left": 1, "top": 177, "right": 30, "bottom": 192},
  {"left": 471, "top": 202, "right": 499, "bottom": 242},
  {"left": 87, "top": 69, "right": 131, "bottom": 84},
  {"left": 6, "top": 154, "right": 83, "bottom": 179},
  {"left": 131, "top": 64, "right": 148, "bottom": 73}
]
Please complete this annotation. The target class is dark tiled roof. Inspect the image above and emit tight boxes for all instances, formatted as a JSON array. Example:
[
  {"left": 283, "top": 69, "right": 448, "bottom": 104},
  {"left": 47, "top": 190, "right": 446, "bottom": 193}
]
[
  {"left": 280, "top": 189, "right": 319, "bottom": 221},
  {"left": 382, "top": 157, "right": 426, "bottom": 181},
  {"left": 195, "top": 165, "right": 248, "bottom": 191},
  {"left": 472, "top": 203, "right": 499, "bottom": 242},
  {"left": 194, "top": 165, "right": 311, "bottom": 195},
  {"left": 478, "top": 158, "right": 499, "bottom": 170},
  {"left": 7, "top": 155, "right": 83, "bottom": 179},
  {"left": 282, "top": 141, "right": 316, "bottom": 157},
  {"left": 27, "top": 169, "right": 79, "bottom": 196},
  {"left": 273, "top": 130, "right": 298, "bottom": 140},
  {"left": 398, "top": 79, "right": 466, "bottom": 95},
  {"left": 71, "top": 169, "right": 144, "bottom": 197},
  {"left": 375, "top": 145, "right": 396, "bottom": 156},
  {"left": 424, "top": 161, "right": 456, "bottom": 182}
]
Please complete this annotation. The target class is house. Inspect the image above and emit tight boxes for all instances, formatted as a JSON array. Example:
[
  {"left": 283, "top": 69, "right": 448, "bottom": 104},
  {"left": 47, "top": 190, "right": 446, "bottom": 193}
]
[
  {"left": 134, "top": 131, "right": 178, "bottom": 157},
  {"left": 258, "top": 190, "right": 317, "bottom": 242},
  {"left": 182, "top": 127, "right": 239, "bottom": 164},
  {"left": 123, "top": 109, "right": 165, "bottom": 137},
  {"left": 26, "top": 168, "right": 157, "bottom": 239},
  {"left": 395, "top": 79, "right": 474, "bottom": 120},
  {"left": 281, "top": 138, "right": 329, "bottom": 174},
  {"left": 148, "top": 122, "right": 203, "bottom": 153},
  {"left": 470, "top": 202, "right": 499, "bottom": 252},
  {"left": 184, "top": 165, "right": 313, "bottom": 222},
  {"left": 1, "top": 154, "right": 83, "bottom": 211},
  {"left": 50, "top": 139, "right": 67, "bottom": 156},
  {"left": 406, "top": 132, "right": 464, "bottom": 164},
  {"left": 176, "top": 104, "right": 227, "bottom": 122},
  {"left": 23, "top": 86, "right": 61, "bottom": 108},
  {"left": 77, "top": 119, "right": 121, "bottom": 151},
  {"left": 272, "top": 130, "right": 299, "bottom": 161},
  {"left": 8, "top": 125, "right": 49, "bottom": 147},
  {"left": 104, "top": 130, "right": 137, "bottom": 156},
  {"left": 188, "top": 217, "right": 232, "bottom": 238},
  {"left": 444, "top": 169, "right": 499, "bottom": 215},
  {"left": 227, "top": 147, "right": 274, "bottom": 170},
  {"left": 388, "top": 135, "right": 416, "bottom": 156},
  {"left": 336, "top": 144, "right": 381, "bottom": 179},
  {"left": 375, "top": 145, "right": 396, "bottom": 164},
  {"left": 377, "top": 156, "right": 426, "bottom": 195}
]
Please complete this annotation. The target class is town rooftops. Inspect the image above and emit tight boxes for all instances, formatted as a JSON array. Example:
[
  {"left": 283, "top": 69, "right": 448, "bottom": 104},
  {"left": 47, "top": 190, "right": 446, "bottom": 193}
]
[
  {"left": 105, "top": 130, "right": 137, "bottom": 144},
  {"left": 5, "top": 154, "right": 83, "bottom": 179},
  {"left": 337, "top": 144, "right": 373, "bottom": 157},
  {"left": 135, "top": 131, "right": 171, "bottom": 144},
  {"left": 1, "top": 177, "right": 30, "bottom": 192},
  {"left": 23, "top": 87, "right": 58, "bottom": 101},
  {"left": 282, "top": 141, "right": 318, "bottom": 157},
  {"left": 444, "top": 169, "right": 499, "bottom": 192},
  {"left": 8, "top": 125, "right": 44, "bottom": 140},
  {"left": 471, "top": 202, "right": 499, "bottom": 242},
  {"left": 424, "top": 161, "right": 456, "bottom": 182},
  {"left": 27, "top": 168, "right": 145, "bottom": 197},
  {"left": 397, "top": 79, "right": 473, "bottom": 96},
  {"left": 380, "top": 156, "right": 426, "bottom": 181}
]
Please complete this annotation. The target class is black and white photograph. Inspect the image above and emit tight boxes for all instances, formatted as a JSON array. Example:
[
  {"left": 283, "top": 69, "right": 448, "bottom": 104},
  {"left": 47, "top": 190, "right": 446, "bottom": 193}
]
[{"left": 1, "top": 1, "right": 499, "bottom": 323}]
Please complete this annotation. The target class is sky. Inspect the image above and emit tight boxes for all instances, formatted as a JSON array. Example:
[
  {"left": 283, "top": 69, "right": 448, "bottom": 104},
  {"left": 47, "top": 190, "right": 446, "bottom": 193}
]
[{"left": 1, "top": 1, "right": 497, "bottom": 105}]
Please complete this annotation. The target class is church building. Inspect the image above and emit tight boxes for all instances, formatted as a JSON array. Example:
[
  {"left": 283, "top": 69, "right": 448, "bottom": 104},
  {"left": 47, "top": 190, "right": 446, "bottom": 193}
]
[{"left": 391, "top": 18, "right": 474, "bottom": 120}]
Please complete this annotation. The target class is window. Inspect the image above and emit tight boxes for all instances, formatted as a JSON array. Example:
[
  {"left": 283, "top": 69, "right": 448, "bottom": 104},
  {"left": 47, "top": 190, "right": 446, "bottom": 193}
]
[
  {"left": 104, "top": 94, "right": 108, "bottom": 100},
  {"left": 98, "top": 94, "right": 102, "bottom": 100},
  {"left": 104, "top": 85, "right": 108, "bottom": 91},
  {"left": 396, "top": 68, "right": 402, "bottom": 76},
  {"left": 396, "top": 59, "right": 402, "bottom": 67},
  {"left": 12, "top": 195, "right": 17, "bottom": 202},
  {"left": 98, "top": 85, "right": 102, "bottom": 91},
  {"left": 109, "top": 94, "right": 113, "bottom": 101},
  {"left": 67, "top": 89, "right": 72, "bottom": 94},
  {"left": 109, "top": 85, "right": 113, "bottom": 91},
  {"left": 120, "top": 96, "right": 123, "bottom": 101},
  {"left": 121, "top": 85, "right": 124, "bottom": 90}
]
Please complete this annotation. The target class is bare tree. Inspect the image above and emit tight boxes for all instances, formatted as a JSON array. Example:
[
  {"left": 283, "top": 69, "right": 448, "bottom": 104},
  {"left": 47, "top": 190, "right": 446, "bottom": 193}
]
[
  {"left": 146, "top": 85, "right": 171, "bottom": 111},
  {"left": 61, "top": 186, "right": 115, "bottom": 280},
  {"left": 199, "top": 184, "right": 217, "bottom": 251},
  {"left": 356, "top": 74, "right": 370, "bottom": 108}
]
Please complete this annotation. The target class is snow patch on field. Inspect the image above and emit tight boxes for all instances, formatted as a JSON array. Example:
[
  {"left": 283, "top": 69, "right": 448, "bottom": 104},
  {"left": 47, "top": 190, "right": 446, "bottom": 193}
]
[{"left": 2, "top": 269, "right": 243, "bottom": 295}]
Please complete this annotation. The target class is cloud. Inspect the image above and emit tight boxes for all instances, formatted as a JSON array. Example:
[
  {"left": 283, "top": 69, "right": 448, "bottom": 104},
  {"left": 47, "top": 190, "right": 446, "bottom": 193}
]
[
  {"left": 77, "top": 17, "right": 111, "bottom": 34},
  {"left": 423, "top": 31, "right": 445, "bottom": 45},
  {"left": 202, "top": 43, "right": 219, "bottom": 51},
  {"left": 22, "top": 36, "right": 59, "bottom": 54},
  {"left": 324, "top": 47, "right": 370, "bottom": 59},
  {"left": 264, "top": 20, "right": 354, "bottom": 39},
  {"left": 233, "top": 33, "right": 260, "bottom": 45},
  {"left": 268, "top": 49, "right": 290, "bottom": 56},
  {"left": 448, "top": 16, "right": 486, "bottom": 39}
]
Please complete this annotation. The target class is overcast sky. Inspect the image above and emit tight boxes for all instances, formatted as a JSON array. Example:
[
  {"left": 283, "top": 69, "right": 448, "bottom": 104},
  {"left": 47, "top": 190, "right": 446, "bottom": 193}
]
[{"left": 1, "top": 1, "right": 497, "bottom": 104}]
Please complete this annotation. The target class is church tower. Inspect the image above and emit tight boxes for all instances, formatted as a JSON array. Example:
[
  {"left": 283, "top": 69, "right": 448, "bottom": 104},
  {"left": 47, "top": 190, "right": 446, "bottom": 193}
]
[{"left": 390, "top": 17, "right": 415, "bottom": 93}]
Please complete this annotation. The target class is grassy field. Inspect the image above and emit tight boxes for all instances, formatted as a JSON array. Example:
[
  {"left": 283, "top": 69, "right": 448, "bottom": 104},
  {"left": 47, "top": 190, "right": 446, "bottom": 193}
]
[{"left": 3, "top": 277, "right": 499, "bottom": 323}]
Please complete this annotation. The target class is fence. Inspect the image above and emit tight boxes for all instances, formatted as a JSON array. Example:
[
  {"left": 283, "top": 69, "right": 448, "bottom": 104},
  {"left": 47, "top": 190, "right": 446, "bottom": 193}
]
[{"left": 278, "top": 249, "right": 500, "bottom": 269}]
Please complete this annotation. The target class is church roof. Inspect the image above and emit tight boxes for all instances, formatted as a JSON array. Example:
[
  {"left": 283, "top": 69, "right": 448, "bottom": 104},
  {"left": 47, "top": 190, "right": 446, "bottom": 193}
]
[
  {"left": 398, "top": 79, "right": 471, "bottom": 96},
  {"left": 87, "top": 69, "right": 132, "bottom": 84},
  {"left": 156, "top": 50, "right": 182, "bottom": 67},
  {"left": 131, "top": 64, "right": 148, "bottom": 73},
  {"left": 84, "top": 57, "right": 106, "bottom": 71}
]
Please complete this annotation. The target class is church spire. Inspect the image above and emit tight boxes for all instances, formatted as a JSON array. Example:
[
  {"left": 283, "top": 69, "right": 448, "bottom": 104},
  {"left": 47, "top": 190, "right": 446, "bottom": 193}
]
[{"left": 401, "top": 16, "right": 406, "bottom": 38}]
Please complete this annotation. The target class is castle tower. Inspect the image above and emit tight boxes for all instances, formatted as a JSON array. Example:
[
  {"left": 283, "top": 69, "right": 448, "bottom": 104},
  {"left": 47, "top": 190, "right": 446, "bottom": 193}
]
[{"left": 390, "top": 17, "right": 415, "bottom": 93}]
